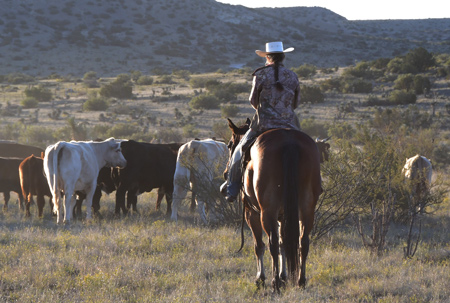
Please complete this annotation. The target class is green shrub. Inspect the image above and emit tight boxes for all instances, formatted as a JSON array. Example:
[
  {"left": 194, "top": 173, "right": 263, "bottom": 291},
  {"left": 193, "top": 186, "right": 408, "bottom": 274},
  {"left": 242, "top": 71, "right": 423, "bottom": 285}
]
[
  {"left": 189, "top": 77, "right": 210, "bottom": 88},
  {"left": 157, "top": 75, "right": 173, "bottom": 84},
  {"left": 21, "top": 97, "right": 39, "bottom": 108},
  {"left": 172, "top": 69, "right": 191, "bottom": 80},
  {"left": 189, "top": 94, "right": 220, "bottom": 109},
  {"left": 24, "top": 86, "right": 52, "bottom": 102},
  {"left": 292, "top": 64, "right": 317, "bottom": 78},
  {"left": 106, "top": 123, "right": 141, "bottom": 139},
  {"left": 4, "top": 73, "right": 34, "bottom": 84},
  {"left": 320, "top": 78, "right": 342, "bottom": 92},
  {"left": 300, "top": 117, "right": 329, "bottom": 138},
  {"left": 432, "top": 144, "right": 450, "bottom": 168},
  {"left": 153, "top": 128, "right": 182, "bottom": 143},
  {"left": 388, "top": 90, "right": 416, "bottom": 105},
  {"left": 327, "top": 122, "right": 355, "bottom": 139},
  {"left": 220, "top": 104, "right": 239, "bottom": 118},
  {"left": 343, "top": 78, "right": 373, "bottom": 93},
  {"left": 99, "top": 77, "right": 133, "bottom": 99},
  {"left": 83, "top": 95, "right": 109, "bottom": 111},
  {"left": 19, "top": 125, "right": 55, "bottom": 148},
  {"left": 83, "top": 71, "right": 99, "bottom": 88},
  {"left": 300, "top": 85, "right": 324, "bottom": 104},
  {"left": 413, "top": 75, "right": 431, "bottom": 95},
  {"left": 136, "top": 75, "right": 153, "bottom": 85},
  {"left": 182, "top": 124, "right": 199, "bottom": 138}
]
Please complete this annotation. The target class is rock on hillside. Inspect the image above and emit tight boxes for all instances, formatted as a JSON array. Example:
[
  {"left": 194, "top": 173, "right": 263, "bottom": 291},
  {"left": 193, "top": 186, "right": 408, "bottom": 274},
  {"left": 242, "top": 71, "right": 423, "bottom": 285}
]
[{"left": 0, "top": 0, "right": 449, "bottom": 77}]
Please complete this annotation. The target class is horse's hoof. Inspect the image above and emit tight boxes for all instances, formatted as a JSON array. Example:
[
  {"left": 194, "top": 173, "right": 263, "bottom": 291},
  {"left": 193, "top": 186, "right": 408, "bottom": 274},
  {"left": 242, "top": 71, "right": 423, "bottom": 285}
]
[
  {"left": 298, "top": 277, "right": 307, "bottom": 289},
  {"left": 255, "top": 278, "right": 265, "bottom": 290}
]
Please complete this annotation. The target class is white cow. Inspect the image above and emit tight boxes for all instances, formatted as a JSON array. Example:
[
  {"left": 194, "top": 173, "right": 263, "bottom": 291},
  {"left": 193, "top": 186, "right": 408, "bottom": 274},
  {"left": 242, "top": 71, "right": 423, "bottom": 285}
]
[
  {"left": 171, "top": 139, "right": 228, "bottom": 224},
  {"left": 44, "top": 138, "right": 127, "bottom": 224},
  {"left": 402, "top": 154, "right": 432, "bottom": 211}
]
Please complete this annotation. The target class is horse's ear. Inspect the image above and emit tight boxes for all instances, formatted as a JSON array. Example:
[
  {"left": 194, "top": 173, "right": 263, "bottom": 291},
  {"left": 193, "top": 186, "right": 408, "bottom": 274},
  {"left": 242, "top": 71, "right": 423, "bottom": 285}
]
[{"left": 227, "top": 118, "right": 238, "bottom": 133}]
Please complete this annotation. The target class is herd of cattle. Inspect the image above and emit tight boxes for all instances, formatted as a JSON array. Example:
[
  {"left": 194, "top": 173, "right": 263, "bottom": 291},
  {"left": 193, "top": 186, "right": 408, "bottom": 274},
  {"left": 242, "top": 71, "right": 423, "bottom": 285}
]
[
  {"left": 0, "top": 138, "right": 231, "bottom": 224},
  {"left": 0, "top": 136, "right": 432, "bottom": 224}
]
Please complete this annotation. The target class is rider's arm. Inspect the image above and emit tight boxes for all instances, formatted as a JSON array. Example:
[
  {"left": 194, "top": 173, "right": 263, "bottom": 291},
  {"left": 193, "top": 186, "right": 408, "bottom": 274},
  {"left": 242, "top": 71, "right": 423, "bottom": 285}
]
[{"left": 249, "top": 76, "right": 259, "bottom": 109}]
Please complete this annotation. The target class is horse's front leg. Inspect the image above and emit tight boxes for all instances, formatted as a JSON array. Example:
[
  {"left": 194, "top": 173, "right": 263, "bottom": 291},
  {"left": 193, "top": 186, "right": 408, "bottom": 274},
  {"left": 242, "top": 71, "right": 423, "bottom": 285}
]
[{"left": 245, "top": 207, "right": 266, "bottom": 288}]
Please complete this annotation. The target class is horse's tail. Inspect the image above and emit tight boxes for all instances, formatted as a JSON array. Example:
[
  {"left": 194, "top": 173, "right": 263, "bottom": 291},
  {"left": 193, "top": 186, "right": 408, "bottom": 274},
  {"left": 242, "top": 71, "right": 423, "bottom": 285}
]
[{"left": 282, "top": 144, "right": 300, "bottom": 281}]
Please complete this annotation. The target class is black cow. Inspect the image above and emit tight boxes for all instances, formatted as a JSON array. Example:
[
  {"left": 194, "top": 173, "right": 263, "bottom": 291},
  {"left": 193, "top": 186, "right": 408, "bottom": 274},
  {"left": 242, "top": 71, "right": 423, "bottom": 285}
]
[
  {"left": 0, "top": 157, "right": 24, "bottom": 211},
  {"left": 0, "top": 141, "right": 44, "bottom": 158},
  {"left": 113, "top": 140, "right": 181, "bottom": 215},
  {"left": 73, "top": 166, "right": 117, "bottom": 219}
]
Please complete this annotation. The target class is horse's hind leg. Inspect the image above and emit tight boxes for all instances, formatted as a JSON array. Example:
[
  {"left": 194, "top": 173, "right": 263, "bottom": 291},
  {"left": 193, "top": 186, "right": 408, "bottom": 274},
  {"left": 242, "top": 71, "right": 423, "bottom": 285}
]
[
  {"left": 261, "top": 213, "right": 281, "bottom": 293},
  {"left": 299, "top": 216, "right": 313, "bottom": 288},
  {"left": 278, "top": 222, "right": 287, "bottom": 285},
  {"left": 245, "top": 207, "right": 266, "bottom": 288}
]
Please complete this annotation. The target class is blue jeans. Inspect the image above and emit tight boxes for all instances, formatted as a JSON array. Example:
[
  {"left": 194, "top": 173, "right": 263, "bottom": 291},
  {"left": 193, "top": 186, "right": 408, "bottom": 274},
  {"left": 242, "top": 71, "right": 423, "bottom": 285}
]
[{"left": 226, "top": 129, "right": 257, "bottom": 197}]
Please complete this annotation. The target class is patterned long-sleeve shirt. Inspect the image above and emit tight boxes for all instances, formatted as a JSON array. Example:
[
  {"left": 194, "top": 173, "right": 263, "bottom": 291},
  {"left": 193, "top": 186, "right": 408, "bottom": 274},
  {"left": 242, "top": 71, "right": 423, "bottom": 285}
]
[{"left": 249, "top": 64, "right": 301, "bottom": 132}]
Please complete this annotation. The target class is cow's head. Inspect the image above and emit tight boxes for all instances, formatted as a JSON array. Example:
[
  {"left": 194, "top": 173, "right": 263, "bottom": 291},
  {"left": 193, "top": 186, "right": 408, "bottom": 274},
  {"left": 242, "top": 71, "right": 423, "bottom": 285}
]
[
  {"left": 315, "top": 137, "right": 331, "bottom": 163},
  {"left": 103, "top": 138, "right": 127, "bottom": 169}
]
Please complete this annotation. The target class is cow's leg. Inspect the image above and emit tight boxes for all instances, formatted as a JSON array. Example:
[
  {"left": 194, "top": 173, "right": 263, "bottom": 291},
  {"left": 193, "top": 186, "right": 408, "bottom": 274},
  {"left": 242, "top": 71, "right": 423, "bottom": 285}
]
[
  {"left": 82, "top": 184, "right": 96, "bottom": 220},
  {"left": 63, "top": 184, "right": 76, "bottom": 223},
  {"left": 197, "top": 198, "right": 208, "bottom": 225},
  {"left": 74, "top": 196, "right": 83, "bottom": 220},
  {"left": 37, "top": 195, "right": 45, "bottom": 218},
  {"left": 17, "top": 191, "right": 24, "bottom": 211},
  {"left": 92, "top": 186, "right": 102, "bottom": 215},
  {"left": 3, "top": 192, "right": 10, "bottom": 211},
  {"left": 155, "top": 187, "right": 165, "bottom": 211},
  {"left": 25, "top": 194, "right": 33, "bottom": 217},
  {"left": 115, "top": 186, "right": 128, "bottom": 215},
  {"left": 63, "top": 191, "right": 76, "bottom": 223},
  {"left": 55, "top": 192, "right": 63, "bottom": 224},
  {"left": 165, "top": 191, "right": 173, "bottom": 216},
  {"left": 127, "top": 190, "right": 138, "bottom": 214},
  {"left": 190, "top": 190, "right": 196, "bottom": 213}
]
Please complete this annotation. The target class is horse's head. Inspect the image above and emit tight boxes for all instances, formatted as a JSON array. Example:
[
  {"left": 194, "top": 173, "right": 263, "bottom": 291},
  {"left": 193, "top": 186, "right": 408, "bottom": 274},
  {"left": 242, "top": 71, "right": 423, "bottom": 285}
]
[{"left": 223, "top": 118, "right": 250, "bottom": 179}]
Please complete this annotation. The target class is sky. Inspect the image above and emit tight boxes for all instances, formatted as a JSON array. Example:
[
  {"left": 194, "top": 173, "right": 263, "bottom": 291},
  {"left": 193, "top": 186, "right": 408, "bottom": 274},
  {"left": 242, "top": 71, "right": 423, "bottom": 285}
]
[{"left": 216, "top": 0, "right": 450, "bottom": 20}]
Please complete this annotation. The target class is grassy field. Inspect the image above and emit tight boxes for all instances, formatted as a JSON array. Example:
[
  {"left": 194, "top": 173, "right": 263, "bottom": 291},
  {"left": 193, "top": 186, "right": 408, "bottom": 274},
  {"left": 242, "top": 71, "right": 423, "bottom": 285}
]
[
  {"left": 0, "top": 192, "right": 449, "bottom": 303},
  {"left": 1, "top": 60, "right": 450, "bottom": 301}
]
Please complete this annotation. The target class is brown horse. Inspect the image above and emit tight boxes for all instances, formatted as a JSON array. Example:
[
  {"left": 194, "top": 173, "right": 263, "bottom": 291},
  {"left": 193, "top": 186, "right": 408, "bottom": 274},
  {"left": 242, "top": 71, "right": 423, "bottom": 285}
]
[{"left": 225, "top": 119, "right": 322, "bottom": 292}]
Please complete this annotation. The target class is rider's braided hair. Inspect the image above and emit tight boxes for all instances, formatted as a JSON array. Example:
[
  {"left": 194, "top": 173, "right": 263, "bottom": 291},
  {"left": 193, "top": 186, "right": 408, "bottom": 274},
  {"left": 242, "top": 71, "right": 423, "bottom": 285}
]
[{"left": 266, "top": 53, "right": 285, "bottom": 91}]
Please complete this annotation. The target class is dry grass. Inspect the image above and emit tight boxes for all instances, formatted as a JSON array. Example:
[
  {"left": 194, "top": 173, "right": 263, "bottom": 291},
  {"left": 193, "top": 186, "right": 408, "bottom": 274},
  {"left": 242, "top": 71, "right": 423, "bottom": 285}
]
[
  {"left": 1, "top": 68, "right": 449, "bottom": 302},
  {"left": 0, "top": 193, "right": 449, "bottom": 302}
]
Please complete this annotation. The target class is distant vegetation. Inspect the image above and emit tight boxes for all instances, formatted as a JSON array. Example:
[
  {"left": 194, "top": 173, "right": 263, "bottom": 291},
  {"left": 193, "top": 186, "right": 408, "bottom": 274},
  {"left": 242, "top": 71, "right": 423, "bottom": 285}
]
[{"left": 0, "top": 45, "right": 449, "bottom": 302}]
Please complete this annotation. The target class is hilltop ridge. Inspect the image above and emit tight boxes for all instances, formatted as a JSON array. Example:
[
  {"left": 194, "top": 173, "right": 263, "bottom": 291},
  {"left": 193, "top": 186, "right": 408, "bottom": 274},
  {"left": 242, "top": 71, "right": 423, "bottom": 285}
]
[{"left": 0, "top": 0, "right": 449, "bottom": 76}]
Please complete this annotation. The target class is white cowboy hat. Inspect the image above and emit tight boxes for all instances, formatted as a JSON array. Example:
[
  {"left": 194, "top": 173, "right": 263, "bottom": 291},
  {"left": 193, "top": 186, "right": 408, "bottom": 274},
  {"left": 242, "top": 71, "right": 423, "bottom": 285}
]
[{"left": 255, "top": 41, "right": 294, "bottom": 57}]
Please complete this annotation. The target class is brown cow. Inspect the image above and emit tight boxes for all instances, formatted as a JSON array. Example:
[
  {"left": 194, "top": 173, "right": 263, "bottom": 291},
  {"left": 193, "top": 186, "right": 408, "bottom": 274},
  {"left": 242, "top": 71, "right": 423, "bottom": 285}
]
[
  {"left": 19, "top": 155, "right": 116, "bottom": 218},
  {"left": 0, "top": 157, "right": 24, "bottom": 211},
  {"left": 19, "top": 155, "right": 51, "bottom": 217}
]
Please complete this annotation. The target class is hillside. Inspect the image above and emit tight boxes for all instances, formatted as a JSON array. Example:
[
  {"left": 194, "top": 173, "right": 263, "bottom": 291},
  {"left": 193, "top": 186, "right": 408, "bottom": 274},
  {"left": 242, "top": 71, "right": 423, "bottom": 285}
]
[{"left": 1, "top": 0, "right": 449, "bottom": 77}]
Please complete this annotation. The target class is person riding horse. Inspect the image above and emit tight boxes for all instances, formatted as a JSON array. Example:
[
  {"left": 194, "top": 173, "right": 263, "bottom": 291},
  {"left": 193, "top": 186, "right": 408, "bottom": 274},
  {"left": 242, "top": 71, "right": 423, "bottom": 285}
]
[{"left": 221, "top": 41, "right": 301, "bottom": 202}]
